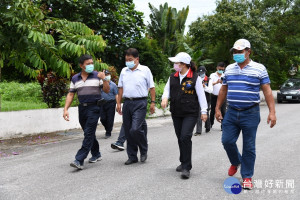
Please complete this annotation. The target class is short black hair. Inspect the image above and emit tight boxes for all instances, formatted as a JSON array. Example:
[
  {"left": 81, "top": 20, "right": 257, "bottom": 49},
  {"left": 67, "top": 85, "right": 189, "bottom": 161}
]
[
  {"left": 217, "top": 62, "right": 226, "bottom": 68},
  {"left": 125, "top": 48, "right": 139, "bottom": 58},
  {"left": 79, "top": 54, "right": 93, "bottom": 64}
]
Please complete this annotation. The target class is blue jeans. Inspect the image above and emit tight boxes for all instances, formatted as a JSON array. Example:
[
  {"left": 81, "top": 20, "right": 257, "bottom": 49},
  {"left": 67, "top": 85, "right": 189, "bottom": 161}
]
[
  {"left": 222, "top": 104, "right": 260, "bottom": 178},
  {"left": 75, "top": 104, "right": 101, "bottom": 164}
]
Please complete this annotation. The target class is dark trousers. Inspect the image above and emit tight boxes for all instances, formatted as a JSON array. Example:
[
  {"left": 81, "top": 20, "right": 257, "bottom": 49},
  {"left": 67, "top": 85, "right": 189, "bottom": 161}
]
[
  {"left": 196, "top": 101, "right": 211, "bottom": 133},
  {"left": 75, "top": 104, "right": 101, "bottom": 164},
  {"left": 117, "top": 124, "right": 126, "bottom": 144},
  {"left": 222, "top": 105, "right": 260, "bottom": 178},
  {"left": 210, "top": 94, "right": 226, "bottom": 127},
  {"left": 100, "top": 100, "right": 116, "bottom": 136},
  {"left": 172, "top": 116, "right": 198, "bottom": 170},
  {"left": 122, "top": 99, "right": 148, "bottom": 161}
]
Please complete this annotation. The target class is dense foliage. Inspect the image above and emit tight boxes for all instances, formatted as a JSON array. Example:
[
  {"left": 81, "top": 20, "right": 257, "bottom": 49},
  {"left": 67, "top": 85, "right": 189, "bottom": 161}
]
[{"left": 189, "top": 0, "right": 300, "bottom": 87}]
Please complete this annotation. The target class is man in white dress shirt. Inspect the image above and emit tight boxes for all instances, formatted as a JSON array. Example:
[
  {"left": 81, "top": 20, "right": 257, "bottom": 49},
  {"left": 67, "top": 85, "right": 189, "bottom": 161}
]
[
  {"left": 116, "top": 48, "right": 156, "bottom": 165},
  {"left": 209, "top": 62, "right": 227, "bottom": 129}
]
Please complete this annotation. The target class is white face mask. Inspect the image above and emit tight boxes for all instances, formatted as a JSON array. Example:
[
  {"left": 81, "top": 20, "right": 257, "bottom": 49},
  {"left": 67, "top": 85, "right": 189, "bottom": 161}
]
[{"left": 105, "top": 75, "right": 111, "bottom": 81}]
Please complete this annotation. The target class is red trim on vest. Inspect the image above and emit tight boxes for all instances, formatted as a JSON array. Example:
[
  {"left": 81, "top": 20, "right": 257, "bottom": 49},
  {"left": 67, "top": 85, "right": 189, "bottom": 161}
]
[
  {"left": 186, "top": 68, "right": 193, "bottom": 78},
  {"left": 173, "top": 68, "right": 193, "bottom": 78}
]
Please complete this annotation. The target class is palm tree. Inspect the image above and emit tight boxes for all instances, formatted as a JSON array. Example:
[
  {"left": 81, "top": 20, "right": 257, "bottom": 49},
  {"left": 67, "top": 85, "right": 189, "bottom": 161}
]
[{"left": 147, "top": 2, "right": 189, "bottom": 56}]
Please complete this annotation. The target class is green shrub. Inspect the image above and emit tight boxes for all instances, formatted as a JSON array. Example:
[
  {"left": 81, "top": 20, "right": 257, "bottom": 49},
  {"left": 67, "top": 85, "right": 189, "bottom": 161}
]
[
  {"left": 147, "top": 80, "right": 166, "bottom": 110},
  {"left": 0, "top": 81, "right": 79, "bottom": 111},
  {"left": 38, "top": 72, "right": 68, "bottom": 108},
  {"left": 0, "top": 81, "right": 43, "bottom": 102}
]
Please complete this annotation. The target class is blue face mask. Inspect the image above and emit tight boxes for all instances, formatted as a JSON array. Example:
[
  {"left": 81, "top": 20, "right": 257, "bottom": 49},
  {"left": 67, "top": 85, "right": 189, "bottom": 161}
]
[
  {"left": 200, "top": 73, "right": 205, "bottom": 78},
  {"left": 217, "top": 70, "right": 224, "bottom": 74},
  {"left": 105, "top": 75, "right": 111, "bottom": 81},
  {"left": 233, "top": 53, "right": 246, "bottom": 63},
  {"left": 85, "top": 64, "right": 94, "bottom": 73},
  {"left": 126, "top": 61, "right": 135, "bottom": 69}
]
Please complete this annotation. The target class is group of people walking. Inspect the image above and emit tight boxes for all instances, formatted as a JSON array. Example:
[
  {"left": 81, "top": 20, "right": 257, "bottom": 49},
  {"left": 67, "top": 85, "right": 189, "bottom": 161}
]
[{"left": 63, "top": 39, "right": 277, "bottom": 190}]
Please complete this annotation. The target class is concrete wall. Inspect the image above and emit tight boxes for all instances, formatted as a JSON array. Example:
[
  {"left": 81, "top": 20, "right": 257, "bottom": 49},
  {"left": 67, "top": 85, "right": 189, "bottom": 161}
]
[{"left": 0, "top": 107, "right": 123, "bottom": 139}]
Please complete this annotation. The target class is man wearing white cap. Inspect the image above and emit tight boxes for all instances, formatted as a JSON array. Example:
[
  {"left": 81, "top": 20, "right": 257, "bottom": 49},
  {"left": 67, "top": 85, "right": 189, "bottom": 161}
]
[
  {"left": 161, "top": 52, "right": 208, "bottom": 179},
  {"left": 215, "top": 39, "right": 277, "bottom": 189}
]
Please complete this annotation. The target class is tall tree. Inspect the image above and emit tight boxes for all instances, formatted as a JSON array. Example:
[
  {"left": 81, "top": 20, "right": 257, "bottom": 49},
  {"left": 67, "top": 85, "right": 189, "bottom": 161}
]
[
  {"left": 189, "top": 0, "right": 300, "bottom": 87},
  {"left": 42, "top": 0, "right": 145, "bottom": 71},
  {"left": 0, "top": 0, "right": 107, "bottom": 80},
  {"left": 147, "top": 2, "right": 189, "bottom": 56}
]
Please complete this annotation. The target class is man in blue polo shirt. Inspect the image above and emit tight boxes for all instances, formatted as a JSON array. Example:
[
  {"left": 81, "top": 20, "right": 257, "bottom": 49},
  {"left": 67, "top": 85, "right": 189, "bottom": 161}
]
[
  {"left": 100, "top": 70, "right": 118, "bottom": 139},
  {"left": 63, "top": 54, "right": 110, "bottom": 170},
  {"left": 215, "top": 39, "right": 277, "bottom": 189},
  {"left": 116, "top": 48, "right": 156, "bottom": 165}
]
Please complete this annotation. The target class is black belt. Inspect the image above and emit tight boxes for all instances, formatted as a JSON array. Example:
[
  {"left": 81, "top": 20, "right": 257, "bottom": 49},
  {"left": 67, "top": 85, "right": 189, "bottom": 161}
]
[
  {"left": 229, "top": 103, "right": 259, "bottom": 111},
  {"left": 106, "top": 99, "right": 116, "bottom": 103},
  {"left": 124, "top": 97, "right": 147, "bottom": 101},
  {"left": 80, "top": 102, "right": 97, "bottom": 107}
]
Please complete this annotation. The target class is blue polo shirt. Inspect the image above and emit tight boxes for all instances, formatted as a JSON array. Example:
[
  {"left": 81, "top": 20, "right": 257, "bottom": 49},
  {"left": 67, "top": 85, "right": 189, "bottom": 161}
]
[
  {"left": 223, "top": 60, "right": 270, "bottom": 109},
  {"left": 101, "top": 81, "right": 118, "bottom": 101},
  {"left": 69, "top": 71, "right": 103, "bottom": 103}
]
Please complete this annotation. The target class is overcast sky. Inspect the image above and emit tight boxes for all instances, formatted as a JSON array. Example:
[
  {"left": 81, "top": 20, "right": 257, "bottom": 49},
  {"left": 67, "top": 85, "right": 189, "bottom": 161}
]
[{"left": 133, "top": 0, "right": 217, "bottom": 32}]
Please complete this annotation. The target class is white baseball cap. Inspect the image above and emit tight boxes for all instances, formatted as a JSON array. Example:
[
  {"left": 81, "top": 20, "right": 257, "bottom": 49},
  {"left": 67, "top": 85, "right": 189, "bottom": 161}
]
[
  {"left": 168, "top": 52, "right": 191, "bottom": 64},
  {"left": 231, "top": 39, "right": 251, "bottom": 51}
]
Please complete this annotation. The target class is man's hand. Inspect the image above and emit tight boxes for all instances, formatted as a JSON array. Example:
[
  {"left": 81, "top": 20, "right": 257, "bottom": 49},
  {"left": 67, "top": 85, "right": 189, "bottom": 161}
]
[
  {"left": 63, "top": 109, "right": 69, "bottom": 121},
  {"left": 267, "top": 112, "right": 276, "bottom": 128},
  {"left": 215, "top": 108, "right": 223, "bottom": 123},
  {"left": 201, "top": 114, "right": 207, "bottom": 122},
  {"left": 116, "top": 103, "right": 122, "bottom": 115},
  {"left": 161, "top": 98, "right": 168, "bottom": 109},
  {"left": 150, "top": 102, "right": 155, "bottom": 114},
  {"left": 97, "top": 70, "right": 106, "bottom": 80}
]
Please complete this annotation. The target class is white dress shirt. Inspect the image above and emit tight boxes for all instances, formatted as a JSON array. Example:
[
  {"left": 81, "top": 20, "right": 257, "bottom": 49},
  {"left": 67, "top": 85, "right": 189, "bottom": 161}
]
[
  {"left": 201, "top": 75, "right": 213, "bottom": 94},
  {"left": 209, "top": 72, "right": 224, "bottom": 96},
  {"left": 162, "top": 69, "right": 208, "bottom": 114},
  {"left": 118, "top": 64, "right": 155, "bottom": 98}
]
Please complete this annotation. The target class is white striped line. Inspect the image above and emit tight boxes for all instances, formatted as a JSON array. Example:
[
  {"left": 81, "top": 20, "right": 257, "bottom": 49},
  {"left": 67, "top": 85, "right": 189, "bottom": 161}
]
[
  {"left": 227, "top": 99, "right": 260, "bottom": 103},
  {"left": 228, "top": 90, "right": 260, "bottom": 94},
  {"left": 227, "top": 81, "right": 260, "bottom": 85}
]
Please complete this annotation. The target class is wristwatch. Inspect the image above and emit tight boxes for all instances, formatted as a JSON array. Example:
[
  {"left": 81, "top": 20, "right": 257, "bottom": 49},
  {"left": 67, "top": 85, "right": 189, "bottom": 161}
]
[{"left": 151, "top": 101, "right": 156, "bottom": 104}]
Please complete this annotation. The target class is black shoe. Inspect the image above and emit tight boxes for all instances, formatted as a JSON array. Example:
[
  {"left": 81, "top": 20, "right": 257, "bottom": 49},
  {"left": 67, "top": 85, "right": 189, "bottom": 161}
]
[
  {"left": 104, "top": 135, "right": 111, "bottom": 139},
  {"left": 70, "top": 160, "right": 83, "bottom": 170},
  {"left": 111, "top": 142, "right": 125, "bottom": 151},
  {"left": 140, "top": 154, "right": 147, "bottom": 162},
  {"left": 181, "top": 169, "right": 190, "bottom": 179},
  {"left": 194, "top": 132, "right": 201, "bottom": 136},
  {"left": 205, "top": 128, "right": 210, "bottom": 133},
  {"left": 125, "top": 159, "right": 138, "bottom": 165},
  {"left": 176, "top": 164, "right": 183, "bottom": 172}
]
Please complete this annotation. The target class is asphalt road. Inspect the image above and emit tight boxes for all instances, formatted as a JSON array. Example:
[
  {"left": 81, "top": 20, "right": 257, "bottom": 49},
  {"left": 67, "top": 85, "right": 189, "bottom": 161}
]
[{"left": 0, "top": 103, "right": 299, "bottom": 200}]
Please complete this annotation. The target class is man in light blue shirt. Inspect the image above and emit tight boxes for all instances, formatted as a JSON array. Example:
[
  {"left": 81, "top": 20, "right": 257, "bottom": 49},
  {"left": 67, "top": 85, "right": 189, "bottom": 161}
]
[
  {"left": 116, "top": 48, "right": 156, "bottom": 165},
  {"left": 100, "top": 70, "right": 118, "bottom": 139}
]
